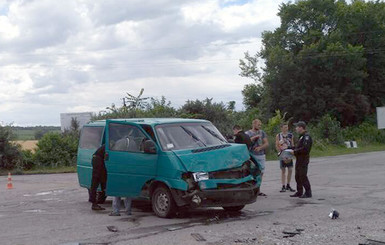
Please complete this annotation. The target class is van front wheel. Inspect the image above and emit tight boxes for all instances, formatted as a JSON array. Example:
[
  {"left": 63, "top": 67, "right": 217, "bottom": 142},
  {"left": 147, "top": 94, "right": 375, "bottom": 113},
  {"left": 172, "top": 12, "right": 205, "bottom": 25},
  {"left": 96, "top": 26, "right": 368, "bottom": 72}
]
[{"left": 152, "top": 186, "right": 176, "bottom": 218}]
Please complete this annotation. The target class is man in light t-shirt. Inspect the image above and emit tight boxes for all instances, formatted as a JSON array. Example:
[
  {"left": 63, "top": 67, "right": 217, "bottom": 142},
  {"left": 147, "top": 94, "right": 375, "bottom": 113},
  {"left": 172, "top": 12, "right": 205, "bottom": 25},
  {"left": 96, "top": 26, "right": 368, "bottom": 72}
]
[{"left": 246, "top": 119, "right": 269, "bottom": 196}]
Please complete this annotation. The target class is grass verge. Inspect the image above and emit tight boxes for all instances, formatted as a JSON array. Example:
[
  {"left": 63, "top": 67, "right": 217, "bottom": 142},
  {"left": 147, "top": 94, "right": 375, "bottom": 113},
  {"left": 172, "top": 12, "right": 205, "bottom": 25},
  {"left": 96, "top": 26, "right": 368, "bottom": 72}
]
[
  {"left": 266, "top": 143, "right": 385, "bottom": 161},
  {"left": 0, "top": 166, "right": 77, "bottom": 176}
]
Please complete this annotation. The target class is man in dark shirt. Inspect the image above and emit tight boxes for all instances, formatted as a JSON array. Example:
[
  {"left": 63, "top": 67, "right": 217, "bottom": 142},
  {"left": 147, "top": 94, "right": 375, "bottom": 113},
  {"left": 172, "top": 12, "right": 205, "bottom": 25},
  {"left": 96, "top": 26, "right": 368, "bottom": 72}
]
[
  {"left": 289, "top": 121, "right": 313, "bottom": 198},
  {"left": 233, "top": 125, "right": 252, "bottom": 150},
  {"left": 89, "top": 144, "right": 107, "bottom": 210}
]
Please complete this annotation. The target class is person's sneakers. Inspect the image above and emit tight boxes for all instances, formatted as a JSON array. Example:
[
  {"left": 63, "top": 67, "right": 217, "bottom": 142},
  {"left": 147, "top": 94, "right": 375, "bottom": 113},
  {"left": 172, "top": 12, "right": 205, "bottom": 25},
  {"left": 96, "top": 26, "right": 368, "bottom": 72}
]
[
  {"left": 280, "top": 186, "right": 286, "bottom": 192},
  {"left": 299, "top": 193, "right": 312, "bottom": 198},
  {"left": 109, "top": 212, "right": 121, "bottom": 216},
  {"left": 290, "top": 192, "right": 302, "bottom": 197},
  {"left": 91, "top": 204, "right": 105, "bottom": 211},
  {"left": 258, "top": 192, "right": 267, "bottom": 196},
  {"left": 286, "top": 184, "right": 296, "bottom": 192}
]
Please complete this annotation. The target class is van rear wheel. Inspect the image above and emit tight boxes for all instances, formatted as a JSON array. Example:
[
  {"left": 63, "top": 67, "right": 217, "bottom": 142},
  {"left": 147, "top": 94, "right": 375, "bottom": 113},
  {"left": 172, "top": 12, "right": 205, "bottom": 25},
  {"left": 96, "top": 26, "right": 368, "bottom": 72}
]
[
  {"left": 222, "top": 205, "right": 245, "bottom": 212},
  {"left": 152, "top": 186, "right": 176, "bottom": 218}
]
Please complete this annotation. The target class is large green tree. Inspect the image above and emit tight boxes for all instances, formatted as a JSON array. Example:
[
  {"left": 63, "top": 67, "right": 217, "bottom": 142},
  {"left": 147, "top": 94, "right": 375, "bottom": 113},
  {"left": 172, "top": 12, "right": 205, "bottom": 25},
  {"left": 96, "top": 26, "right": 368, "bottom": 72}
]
[{"left": 241, "top": 0, "right": 385, "bottom": 126}]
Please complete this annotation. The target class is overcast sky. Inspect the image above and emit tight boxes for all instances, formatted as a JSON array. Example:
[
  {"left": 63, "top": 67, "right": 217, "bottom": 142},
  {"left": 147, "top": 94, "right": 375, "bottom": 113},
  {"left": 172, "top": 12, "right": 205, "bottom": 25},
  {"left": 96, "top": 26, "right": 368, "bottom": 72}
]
[{"left": 0, "top": 0, "right": 288, "bottom": 126}]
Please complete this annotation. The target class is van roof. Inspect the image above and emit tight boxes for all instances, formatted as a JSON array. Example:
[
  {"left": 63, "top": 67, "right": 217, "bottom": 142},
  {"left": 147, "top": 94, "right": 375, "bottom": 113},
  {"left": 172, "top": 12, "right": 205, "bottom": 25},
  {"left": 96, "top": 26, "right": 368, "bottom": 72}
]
[{"left": 84, "top": 118, "right": 209, "bottom": 127}]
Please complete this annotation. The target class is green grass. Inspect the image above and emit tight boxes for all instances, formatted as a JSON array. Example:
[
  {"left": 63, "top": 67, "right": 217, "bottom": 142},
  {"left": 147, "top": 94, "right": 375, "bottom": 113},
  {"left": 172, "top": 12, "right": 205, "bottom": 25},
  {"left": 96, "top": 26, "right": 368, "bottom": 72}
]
[
  {"left": 13, "top": 129, "right": 36, "bottom": 140},
  {"left": 266, "top": 143, "right": 385, "bottom": 161},
  {"left": 0, "top": 166, "right": 77, "bottom": 176}
]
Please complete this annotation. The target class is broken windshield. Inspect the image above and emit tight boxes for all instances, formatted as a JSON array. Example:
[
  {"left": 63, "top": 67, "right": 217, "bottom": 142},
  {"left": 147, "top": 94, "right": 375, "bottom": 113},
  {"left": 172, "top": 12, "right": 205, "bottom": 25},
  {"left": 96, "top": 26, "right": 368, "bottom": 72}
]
[{"left": 156, "top": 123, "right": 227, "bottom": 151}]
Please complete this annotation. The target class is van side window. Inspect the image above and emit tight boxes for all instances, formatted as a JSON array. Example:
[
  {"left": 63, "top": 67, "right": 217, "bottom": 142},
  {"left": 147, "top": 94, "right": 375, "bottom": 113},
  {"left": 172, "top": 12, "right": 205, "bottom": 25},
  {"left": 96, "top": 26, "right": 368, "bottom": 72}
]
[
  {"left": 109, "top": 123, "right": 147, "bottom": 152},
  {"left": 79, "top": 127, "right": 104, "bottom": 149}
]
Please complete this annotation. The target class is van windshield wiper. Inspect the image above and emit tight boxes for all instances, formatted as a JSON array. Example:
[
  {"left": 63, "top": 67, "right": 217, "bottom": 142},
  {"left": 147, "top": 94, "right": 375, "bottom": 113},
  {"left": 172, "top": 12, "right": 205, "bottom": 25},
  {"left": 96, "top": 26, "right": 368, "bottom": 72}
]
[
  {"left": 180, "top": 126, "right": 206, "bottom": 147},
  {"left": 201, "top": 125, "right": 227, "bottom": 143}
]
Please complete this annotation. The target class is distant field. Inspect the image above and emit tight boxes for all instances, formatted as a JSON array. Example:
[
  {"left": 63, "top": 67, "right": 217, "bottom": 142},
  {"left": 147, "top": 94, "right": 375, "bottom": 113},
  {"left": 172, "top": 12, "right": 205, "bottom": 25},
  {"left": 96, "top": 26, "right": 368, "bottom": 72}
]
[
  {"left": 13, "top": 140, "right": 38, "bottom": 152},
  {"left": 12, "top": 127, "right": 61, "bottom": 140},
  {"left": 13, "top": 129, "right": 36, "bottom": 140}
]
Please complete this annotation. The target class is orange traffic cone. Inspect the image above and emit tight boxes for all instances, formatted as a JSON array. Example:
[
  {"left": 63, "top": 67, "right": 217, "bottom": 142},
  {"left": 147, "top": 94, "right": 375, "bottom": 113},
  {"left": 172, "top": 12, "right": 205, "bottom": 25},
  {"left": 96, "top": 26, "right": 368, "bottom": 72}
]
[{"left": 7, "top": 172, "right": 13, "bottom": 189}]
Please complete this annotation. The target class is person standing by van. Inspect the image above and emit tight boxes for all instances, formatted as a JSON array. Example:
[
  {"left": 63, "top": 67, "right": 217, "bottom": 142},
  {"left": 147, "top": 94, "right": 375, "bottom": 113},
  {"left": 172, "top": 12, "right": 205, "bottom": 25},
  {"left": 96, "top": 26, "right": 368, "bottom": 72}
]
[
  {"left": 233, "top": 125, "right": 252, "bottom": 149},
  {"left": 90, "top": 144, "right": 107, "bottom": 211},
  {"left": 275, "top": 123, "right": 295, "bottom": 192},
  {"left": 246, "top": 119, "right": 269, "bottom": 196},
  {"left": 109, "top": 197, "right": 132, "bottom": 216}
]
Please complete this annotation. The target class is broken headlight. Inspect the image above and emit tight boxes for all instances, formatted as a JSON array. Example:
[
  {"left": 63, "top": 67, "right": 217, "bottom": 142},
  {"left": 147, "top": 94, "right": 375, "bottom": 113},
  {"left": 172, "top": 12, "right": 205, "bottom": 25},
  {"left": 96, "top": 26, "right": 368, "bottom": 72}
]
[{"left": 192, "top": 172, "right": 209, "bottom": 182}]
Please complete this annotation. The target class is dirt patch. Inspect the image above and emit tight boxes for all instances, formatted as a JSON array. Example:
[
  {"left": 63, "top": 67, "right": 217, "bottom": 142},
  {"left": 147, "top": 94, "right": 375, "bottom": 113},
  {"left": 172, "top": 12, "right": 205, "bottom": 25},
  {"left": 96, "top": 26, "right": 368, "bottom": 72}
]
[{"left": 13, "top": 140, "right": 38, "bottom": 152}]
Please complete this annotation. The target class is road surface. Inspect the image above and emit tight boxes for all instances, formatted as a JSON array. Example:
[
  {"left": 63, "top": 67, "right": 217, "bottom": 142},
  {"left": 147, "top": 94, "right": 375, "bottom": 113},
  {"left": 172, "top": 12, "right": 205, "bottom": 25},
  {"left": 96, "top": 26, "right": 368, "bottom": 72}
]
[{"left": 1, "top": 151, "right": 384, "bottom": 245}]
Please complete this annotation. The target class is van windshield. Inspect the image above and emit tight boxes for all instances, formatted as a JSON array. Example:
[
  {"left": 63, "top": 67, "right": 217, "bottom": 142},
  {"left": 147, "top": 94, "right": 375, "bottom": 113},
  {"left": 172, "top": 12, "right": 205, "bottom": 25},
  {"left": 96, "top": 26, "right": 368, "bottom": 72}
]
[{"left": 155, "top": 123, "right": 227, "bottom": 151}]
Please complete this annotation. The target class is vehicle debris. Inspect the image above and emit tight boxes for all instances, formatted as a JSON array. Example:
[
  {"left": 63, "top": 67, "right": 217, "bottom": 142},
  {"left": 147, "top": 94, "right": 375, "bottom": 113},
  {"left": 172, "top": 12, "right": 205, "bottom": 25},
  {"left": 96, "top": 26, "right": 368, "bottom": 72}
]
[
  {"left": 282, "top": 229, "right": 303, "bottom": 238},
  {"left": 106, "top": 226, "right": 118, "bottom": 232},
  {"left": 329, "top": 209, "right": 339, "bottom": 219},
  {"left": 191, "top": 233, "right": 206, "bottom": 242}
]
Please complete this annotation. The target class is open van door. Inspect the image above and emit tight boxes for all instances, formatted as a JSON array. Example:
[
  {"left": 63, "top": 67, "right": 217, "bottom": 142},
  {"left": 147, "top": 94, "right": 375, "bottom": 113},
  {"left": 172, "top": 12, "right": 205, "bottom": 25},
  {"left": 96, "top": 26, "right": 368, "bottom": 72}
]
[{"left": 104, "top": 120, "right": 158, "bottom": 197}]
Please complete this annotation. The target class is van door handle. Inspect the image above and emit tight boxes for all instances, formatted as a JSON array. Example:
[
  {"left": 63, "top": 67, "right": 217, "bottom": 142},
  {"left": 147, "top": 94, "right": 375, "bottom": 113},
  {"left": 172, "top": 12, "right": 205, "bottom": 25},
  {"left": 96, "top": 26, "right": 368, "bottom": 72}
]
[{"left": 104, "top": 153, "right": 109, "bottom": 161}]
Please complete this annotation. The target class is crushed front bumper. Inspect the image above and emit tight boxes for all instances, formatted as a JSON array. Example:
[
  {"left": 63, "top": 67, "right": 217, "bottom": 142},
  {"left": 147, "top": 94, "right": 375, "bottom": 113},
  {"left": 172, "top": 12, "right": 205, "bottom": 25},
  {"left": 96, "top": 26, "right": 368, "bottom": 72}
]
[{"left": 171, "top": 182, "right": 259, "bottom": 207}]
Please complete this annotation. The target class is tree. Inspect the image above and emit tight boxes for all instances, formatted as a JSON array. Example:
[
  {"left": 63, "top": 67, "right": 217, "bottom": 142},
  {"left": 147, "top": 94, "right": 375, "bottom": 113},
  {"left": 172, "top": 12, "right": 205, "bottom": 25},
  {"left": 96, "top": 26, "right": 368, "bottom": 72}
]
[
  {"left": 0, "top": 125, "right": 22, "bottom": 169},
  {"left": 124, "top": 88, "right": 150, "bottom": 110},
  {"left": 241, "top": 0, "right": 385, "bottom": 126},
  {"left": 179, "top": 98, "right": 235, "bottom": 136}
]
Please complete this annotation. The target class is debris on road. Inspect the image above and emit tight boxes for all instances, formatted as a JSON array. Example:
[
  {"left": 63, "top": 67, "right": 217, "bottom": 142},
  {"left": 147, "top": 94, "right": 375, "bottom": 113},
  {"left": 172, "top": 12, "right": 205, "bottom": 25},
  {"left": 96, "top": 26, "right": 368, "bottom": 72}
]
[
  {"left": 106, "top": 226, "right": 118, "bottom": 232},
  {"left": 167, "top": 226, "right": 184, "bottom": 231},
  {"left": 282, "top": 229, "right": 303, "bottom": 238},
  {"left": 191, "top": 233, "right": 206, "bottom": 242},
  {"left": 329, "top": 209, "right": 339, "bottom": 219},
  {"left": 360, "top": 238, "right": 385, "bottom": 245},
  {"left": 234, "top": 238, "right": 258, "bottom": 243}
]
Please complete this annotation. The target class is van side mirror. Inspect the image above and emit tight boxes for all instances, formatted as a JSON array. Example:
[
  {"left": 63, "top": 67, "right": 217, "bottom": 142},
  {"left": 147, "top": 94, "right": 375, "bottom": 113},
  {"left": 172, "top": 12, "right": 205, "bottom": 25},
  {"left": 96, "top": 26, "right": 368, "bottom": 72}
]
[{"left": 143, "top": 140, "right": 157, "bottom": 154}]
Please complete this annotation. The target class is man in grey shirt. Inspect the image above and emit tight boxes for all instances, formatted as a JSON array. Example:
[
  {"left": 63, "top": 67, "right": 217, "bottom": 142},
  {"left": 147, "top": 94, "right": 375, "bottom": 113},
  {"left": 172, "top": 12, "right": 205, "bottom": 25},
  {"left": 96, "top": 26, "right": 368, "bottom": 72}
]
[{"left": 246, "top": 119, "right": 269, "bottom": 196}]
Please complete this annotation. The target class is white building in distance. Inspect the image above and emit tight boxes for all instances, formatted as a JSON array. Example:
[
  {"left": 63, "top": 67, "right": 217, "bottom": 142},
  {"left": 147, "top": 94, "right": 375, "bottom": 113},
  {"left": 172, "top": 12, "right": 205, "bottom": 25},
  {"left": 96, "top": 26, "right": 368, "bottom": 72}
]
[{"left": 60, "top": 112, "right": 93, "bottom": 132}]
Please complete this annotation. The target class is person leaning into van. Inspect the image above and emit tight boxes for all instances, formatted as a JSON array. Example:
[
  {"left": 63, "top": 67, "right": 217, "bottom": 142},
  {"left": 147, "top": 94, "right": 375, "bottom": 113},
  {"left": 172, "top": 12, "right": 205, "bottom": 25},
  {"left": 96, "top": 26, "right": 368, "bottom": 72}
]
[
  {"left": 275, "top": 123, "right": 295, "bottom": 193},
  {"left": 90, "top": 144, "right": 107, "bottom": 211}
]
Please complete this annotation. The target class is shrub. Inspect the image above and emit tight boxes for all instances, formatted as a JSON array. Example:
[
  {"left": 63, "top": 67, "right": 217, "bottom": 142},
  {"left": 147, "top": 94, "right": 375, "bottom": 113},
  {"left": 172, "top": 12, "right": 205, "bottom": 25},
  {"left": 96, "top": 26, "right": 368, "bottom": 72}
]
[
  {"left": 0, "top": 125, "right": 22, "bottom": 170},
  {"left": 342, "top": 122, "right": 385, "bottom": 144},
  {"left": 309, "top": 115, "right": 344, "bottom": 145},
  {"left": 34, "top": 132, "right": 79, "bottom": 167}
]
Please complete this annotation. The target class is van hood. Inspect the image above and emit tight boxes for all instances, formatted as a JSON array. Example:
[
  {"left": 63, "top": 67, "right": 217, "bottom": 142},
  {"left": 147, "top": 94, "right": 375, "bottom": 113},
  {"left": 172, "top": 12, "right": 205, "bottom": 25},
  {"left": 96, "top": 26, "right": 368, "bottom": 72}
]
[{"left": 173, "top": 144, "right": 250, "bottom": 172}]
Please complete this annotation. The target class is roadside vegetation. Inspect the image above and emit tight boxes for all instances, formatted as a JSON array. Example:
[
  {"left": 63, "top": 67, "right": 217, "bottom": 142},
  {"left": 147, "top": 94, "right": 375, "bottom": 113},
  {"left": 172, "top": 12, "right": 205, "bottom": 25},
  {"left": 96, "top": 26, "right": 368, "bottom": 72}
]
[{"left": 1, "top": 0, "right": 385, "bottom": 175}]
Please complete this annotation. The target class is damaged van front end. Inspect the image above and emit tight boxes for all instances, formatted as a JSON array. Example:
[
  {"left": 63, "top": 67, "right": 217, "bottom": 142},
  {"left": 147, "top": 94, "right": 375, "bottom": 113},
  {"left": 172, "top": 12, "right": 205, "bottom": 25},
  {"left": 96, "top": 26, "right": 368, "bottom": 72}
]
[{"left": 165, "top": 144, "right": 262, "bottom": 210}]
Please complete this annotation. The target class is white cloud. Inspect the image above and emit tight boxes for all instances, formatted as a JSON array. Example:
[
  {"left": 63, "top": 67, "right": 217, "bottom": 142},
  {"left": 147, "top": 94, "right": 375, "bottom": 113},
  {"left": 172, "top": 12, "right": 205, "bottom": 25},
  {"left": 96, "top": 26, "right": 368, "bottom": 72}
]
[{"left": 0, "top": 0, "right": 286, "bottom": 126}]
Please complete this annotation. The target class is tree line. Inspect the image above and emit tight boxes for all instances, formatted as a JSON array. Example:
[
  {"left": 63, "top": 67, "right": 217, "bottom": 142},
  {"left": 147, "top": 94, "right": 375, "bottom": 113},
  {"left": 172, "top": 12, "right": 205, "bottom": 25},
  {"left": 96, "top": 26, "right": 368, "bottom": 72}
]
[{"left": 240, "top": 0, "right": 385, "bottom": 127}]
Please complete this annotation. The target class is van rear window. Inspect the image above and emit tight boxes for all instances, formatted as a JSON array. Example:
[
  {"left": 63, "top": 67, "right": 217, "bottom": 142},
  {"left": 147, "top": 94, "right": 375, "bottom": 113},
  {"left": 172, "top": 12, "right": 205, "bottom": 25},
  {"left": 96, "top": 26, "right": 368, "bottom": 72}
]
[{"left": 79, "top": 126, "right": 104, "bottom": 149}]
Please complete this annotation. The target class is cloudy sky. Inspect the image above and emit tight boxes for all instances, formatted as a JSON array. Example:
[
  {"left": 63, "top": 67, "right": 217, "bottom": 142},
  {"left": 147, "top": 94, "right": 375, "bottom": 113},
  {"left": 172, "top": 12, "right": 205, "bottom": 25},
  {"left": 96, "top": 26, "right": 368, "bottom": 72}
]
[{"left": 0, "top": 0, "right": 288, "bottom": 126}]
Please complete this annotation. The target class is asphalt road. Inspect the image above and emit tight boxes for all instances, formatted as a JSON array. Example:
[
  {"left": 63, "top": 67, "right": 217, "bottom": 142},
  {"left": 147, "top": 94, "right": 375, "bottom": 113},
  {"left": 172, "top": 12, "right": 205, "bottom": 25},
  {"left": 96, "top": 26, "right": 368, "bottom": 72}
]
[{"left": 1, "top": 151, "right": 385, "bottom": 245}]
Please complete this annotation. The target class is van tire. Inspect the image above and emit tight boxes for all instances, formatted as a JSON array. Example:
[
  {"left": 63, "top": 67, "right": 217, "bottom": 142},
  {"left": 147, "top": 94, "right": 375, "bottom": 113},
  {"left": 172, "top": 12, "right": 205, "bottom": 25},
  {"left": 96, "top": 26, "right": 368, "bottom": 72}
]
[
  {"left": 151, "top": 186, "right": 176, "bottom": 218},
  {"left": 222, "top": 205, "right": 245, "bottom": 212}
]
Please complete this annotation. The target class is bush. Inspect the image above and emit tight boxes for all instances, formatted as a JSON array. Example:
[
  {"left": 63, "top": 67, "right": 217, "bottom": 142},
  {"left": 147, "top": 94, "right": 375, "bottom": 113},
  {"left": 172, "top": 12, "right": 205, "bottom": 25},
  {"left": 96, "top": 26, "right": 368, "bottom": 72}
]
[
  {"left": 34, "top": 132, "right": 79, "bottom": 167},
  {"left": 342, "top": 122, "right": 385, "bottom": 144},
  {"left": 309, "top": 115, "right": 344, "bottom": 145},
  {"left": 0, "top": 125, "right": 23, "bottom": 170}
]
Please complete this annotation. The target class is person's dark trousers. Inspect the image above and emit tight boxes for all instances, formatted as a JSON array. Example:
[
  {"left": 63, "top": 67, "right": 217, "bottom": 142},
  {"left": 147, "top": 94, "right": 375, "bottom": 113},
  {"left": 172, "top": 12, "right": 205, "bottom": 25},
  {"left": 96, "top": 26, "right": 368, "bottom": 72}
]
[
  {"left": 89, "top": 156, "right": 107, "bottom": 204},
  {"left": 295, "top": 163, "right": 311, "bottom": 195}
]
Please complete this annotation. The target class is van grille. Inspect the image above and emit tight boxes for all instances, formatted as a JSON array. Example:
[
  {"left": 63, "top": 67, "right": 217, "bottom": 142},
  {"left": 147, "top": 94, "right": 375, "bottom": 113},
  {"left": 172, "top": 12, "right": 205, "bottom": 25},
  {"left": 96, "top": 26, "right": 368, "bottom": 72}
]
[{"left": 209, "top": 165, "right": 250, "bottom": 179}]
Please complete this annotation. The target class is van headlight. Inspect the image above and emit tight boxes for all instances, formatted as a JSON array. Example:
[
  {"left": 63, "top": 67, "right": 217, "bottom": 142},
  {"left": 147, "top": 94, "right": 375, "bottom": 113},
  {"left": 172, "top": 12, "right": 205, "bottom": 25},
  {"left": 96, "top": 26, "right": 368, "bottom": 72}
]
[{"left": 192, "top": 172, "right": 209, "bottom": 182}]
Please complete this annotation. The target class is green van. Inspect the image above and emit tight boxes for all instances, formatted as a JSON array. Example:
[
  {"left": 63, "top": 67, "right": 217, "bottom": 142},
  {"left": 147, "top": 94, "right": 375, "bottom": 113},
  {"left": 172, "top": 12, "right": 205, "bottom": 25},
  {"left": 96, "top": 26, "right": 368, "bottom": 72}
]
[{"left": 77, "top": 118, "right": 262, "bottom": 218}]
